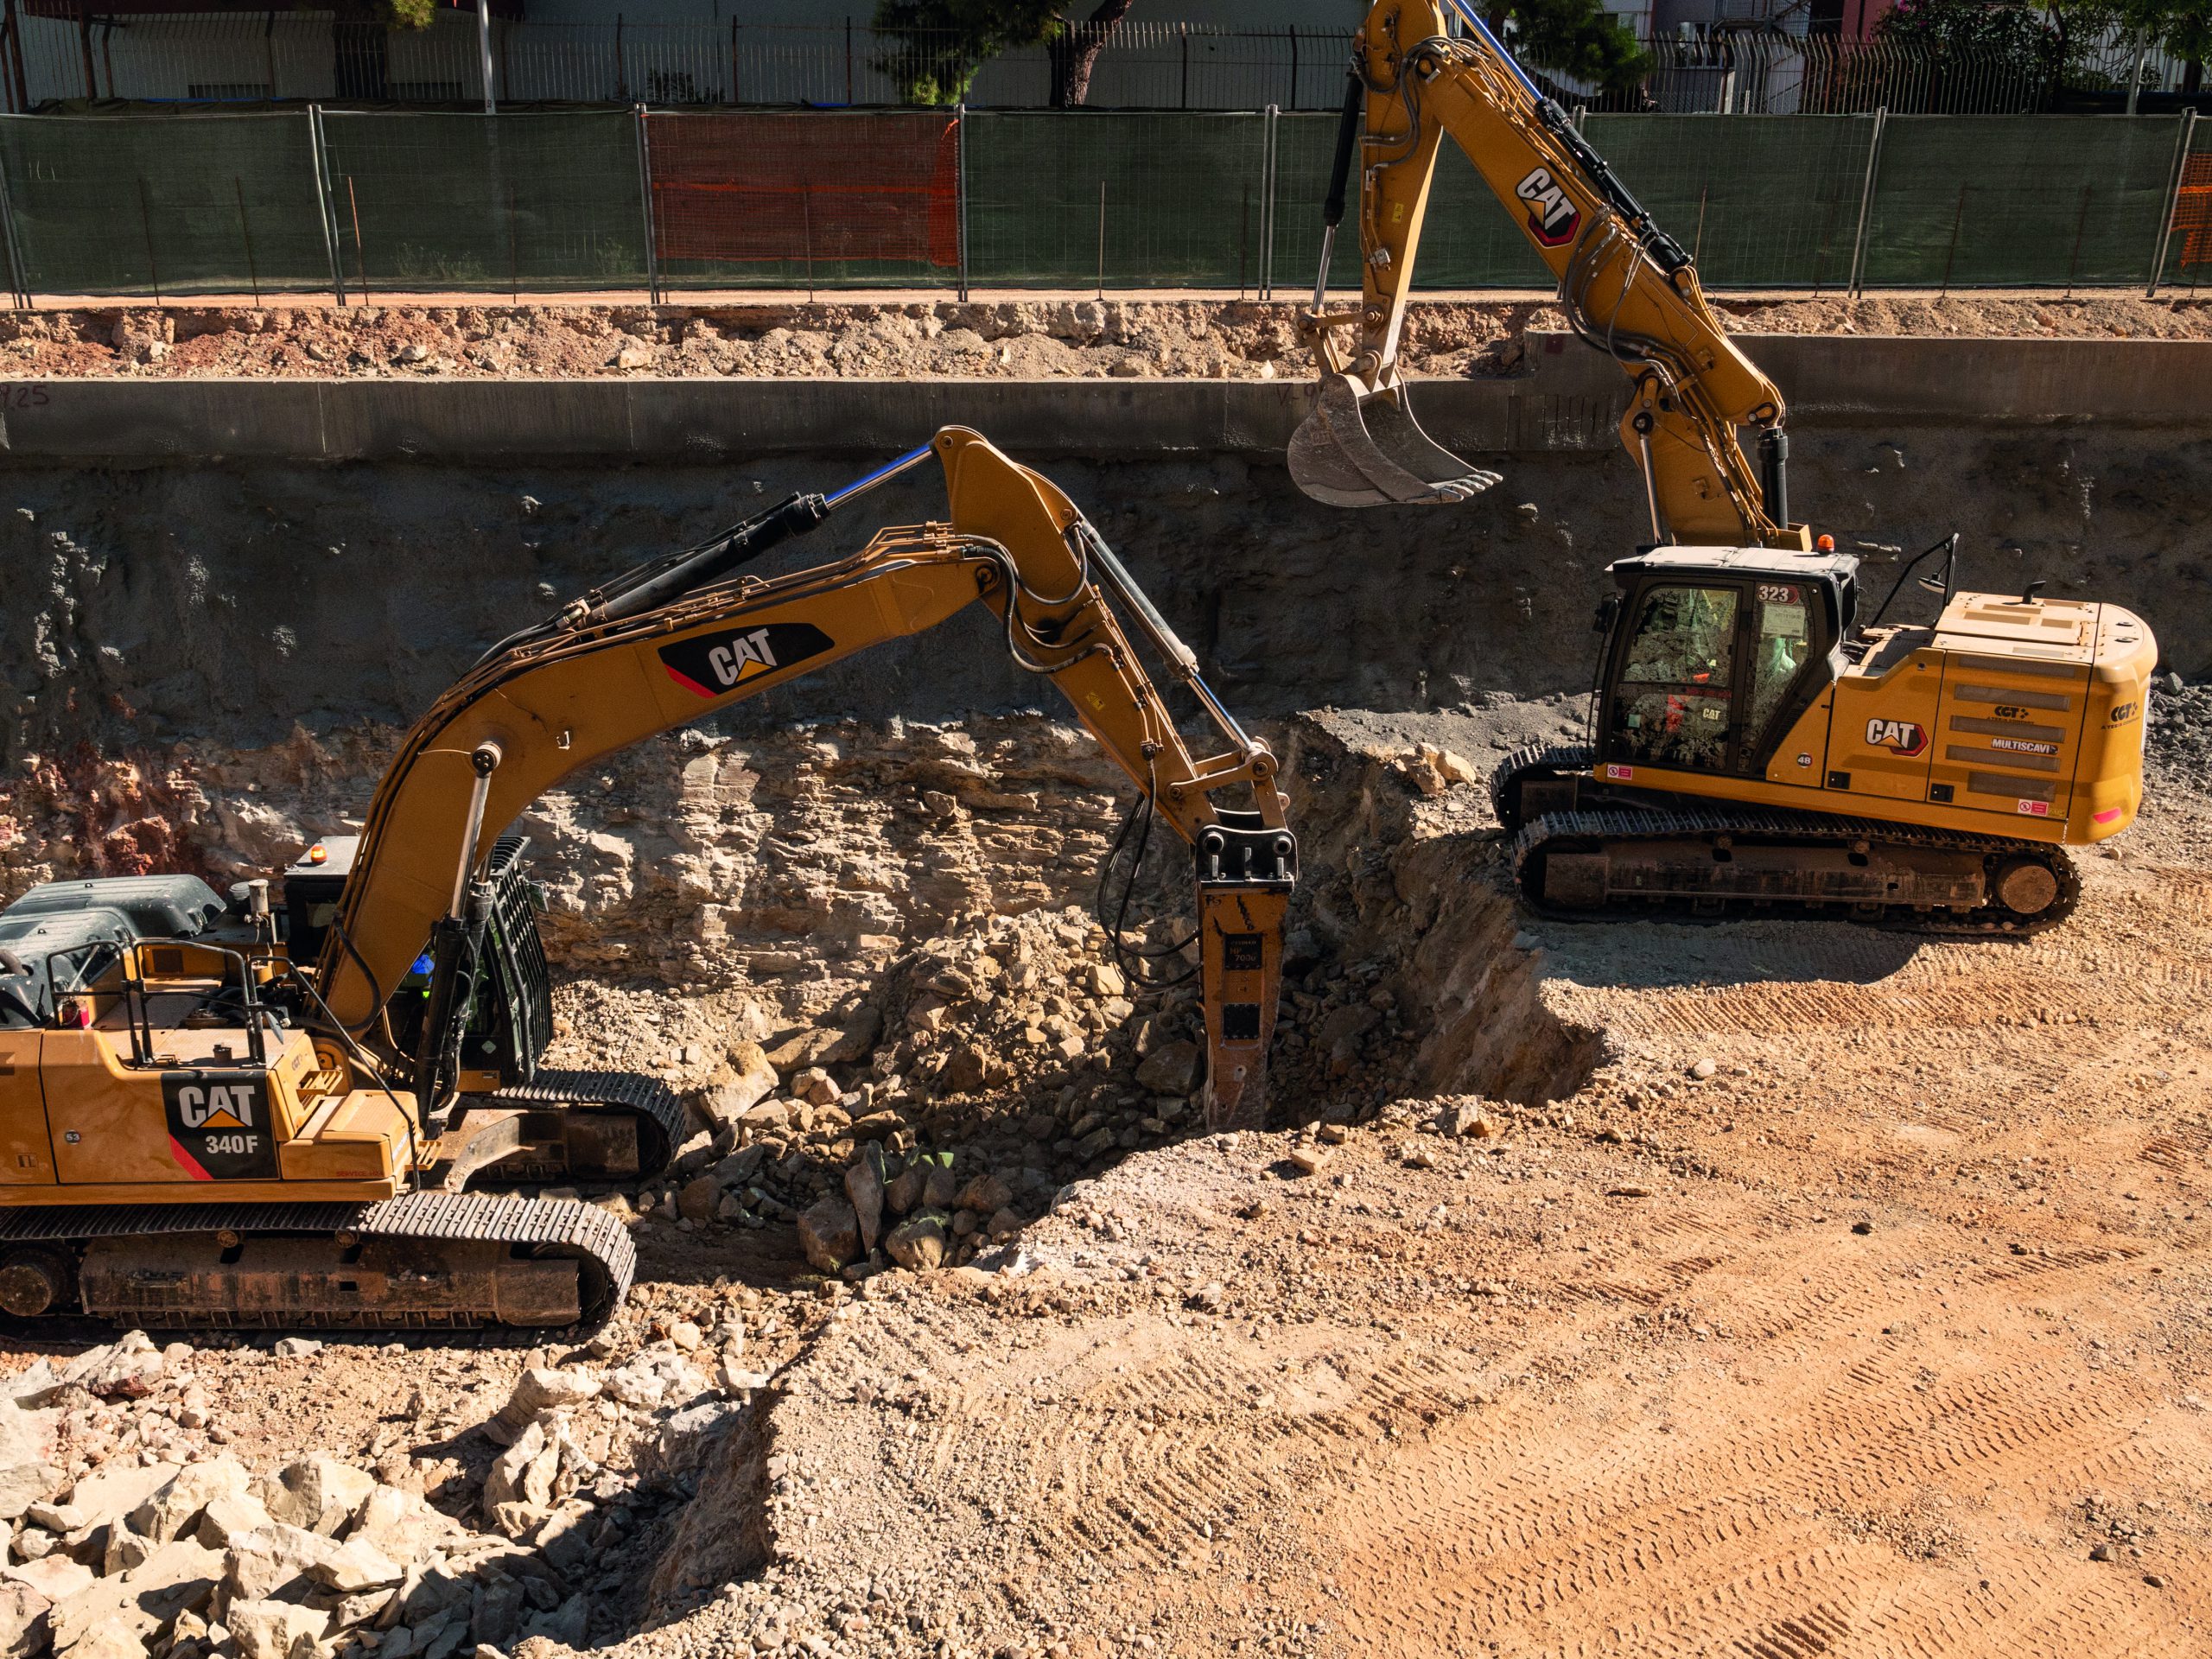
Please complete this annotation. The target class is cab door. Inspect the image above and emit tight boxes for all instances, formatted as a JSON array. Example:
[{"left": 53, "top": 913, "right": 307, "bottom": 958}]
[
  {"left": 0, "top": 1031, "right": 56, "bottom": 1184},
  {"left": 1602, "top": 581, "right": 1743, "bottom": 778}
]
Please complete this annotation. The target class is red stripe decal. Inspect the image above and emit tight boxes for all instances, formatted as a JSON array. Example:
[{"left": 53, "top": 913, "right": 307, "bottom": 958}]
[
  {"left": 664, "top": 664, "right": 717, "bottom": 699},
  {"left": 168, "top": 1136, "right": 214, "bottom": 1181},
  {"left": 2094, "top": 807, "right": 2122, "bottom": 823}
]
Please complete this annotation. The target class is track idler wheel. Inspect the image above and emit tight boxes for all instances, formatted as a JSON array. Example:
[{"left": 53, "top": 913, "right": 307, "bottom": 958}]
[
  {"left": 0, "top": 1248, "right": 74, "bottom": 1317},
  {"left": 1993, "top": 856, "right": 2063, "bottom": 921}
]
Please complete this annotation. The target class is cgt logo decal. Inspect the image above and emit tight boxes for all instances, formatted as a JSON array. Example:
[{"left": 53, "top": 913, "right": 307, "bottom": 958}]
[
  {"left": 1864, "top": 717, "right": 1929, "bottom": 758},
  {"left": 1514, "top": 167, "right": 1581, "bottom": 247},
  {"left": 162, "top": 1073, "right": 279, "bottom": 1180},
  {"left": 659, "top": 622, "right": 834, "bottom": 700}
]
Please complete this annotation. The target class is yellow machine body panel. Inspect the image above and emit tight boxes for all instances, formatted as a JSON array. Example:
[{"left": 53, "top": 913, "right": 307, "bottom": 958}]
[
  {"left": 1589, "top": 566, "right": 2156, "bottom": 849},
  {"left": 18, "top": 1019, "right": 401, "bottom": 1203},
  {"left": 0, "top": 1030, "right": 56, "bottom": 1185}
]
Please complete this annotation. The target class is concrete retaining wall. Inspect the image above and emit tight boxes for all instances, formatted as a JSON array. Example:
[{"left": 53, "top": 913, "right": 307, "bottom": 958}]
[{"left": 0, "top": 334, "right": 2203, "bottom": 461}]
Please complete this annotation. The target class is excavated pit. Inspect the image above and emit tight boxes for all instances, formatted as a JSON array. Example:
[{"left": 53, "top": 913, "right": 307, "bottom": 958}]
[{"left": 1, "top": 422, "right": 2207, "bottom": 1655}]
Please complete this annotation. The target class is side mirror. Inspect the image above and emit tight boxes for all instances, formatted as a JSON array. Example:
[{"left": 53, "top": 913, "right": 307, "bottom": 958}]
[{"left": 1592, "top": 594, "right": 1621, "bottom": 635}]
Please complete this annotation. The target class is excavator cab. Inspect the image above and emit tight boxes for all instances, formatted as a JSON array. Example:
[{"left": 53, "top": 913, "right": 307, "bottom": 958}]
[{"left": 1592, "top": 549, "right": 1855, "bottom": 783}]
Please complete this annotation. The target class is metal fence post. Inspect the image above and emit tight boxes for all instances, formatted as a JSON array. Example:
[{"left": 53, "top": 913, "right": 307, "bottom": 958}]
[
  {"left": 477, "top": 0, "right": 495, "bottom": 115},
  {"left": 1258, "top": 103, "right": 1277, "bottom": 300},
  {"left": 634, "top": 102, "right": 660, "bottom": 305},
  {"left": 1846, "top": 106, "right": 1885, "bottom": 299},
  {"left": 955, "top": 102, "right": 969, "bottom": 302},
  {"left": 0, "top": 131, "right": 30, "bottom": 310},
  {"left": 2149, "top": 108, "right": 2199, "bottom": 298},
  {"left": 307, "top": 105, "right": 346, "bottom": 308}
]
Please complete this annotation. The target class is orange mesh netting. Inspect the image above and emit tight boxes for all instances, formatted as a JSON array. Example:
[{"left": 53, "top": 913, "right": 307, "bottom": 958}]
[
  {"left": 646, "top": 111, "right": 958, "bottom": 270},
  {"left": 2177, "top": 153, "right": 2212, "bottom": 270}
]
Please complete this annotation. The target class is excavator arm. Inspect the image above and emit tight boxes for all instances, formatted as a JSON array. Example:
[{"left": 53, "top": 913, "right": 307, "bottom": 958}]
[
  {"left": 315, "top": 428, "right": 1294, "bottom": 1129},
  {"left": 1292, "top": 0, "right": 1808, "bottom": 549}
]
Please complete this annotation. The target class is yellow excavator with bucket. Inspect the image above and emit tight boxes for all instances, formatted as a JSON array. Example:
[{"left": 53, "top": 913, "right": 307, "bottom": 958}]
[
  {"left": 1293, "top": 0, "right": 2156, "bottom": 931},
  {"left": 0, "top": 429, "right": 1294, "bottom": 1331}
]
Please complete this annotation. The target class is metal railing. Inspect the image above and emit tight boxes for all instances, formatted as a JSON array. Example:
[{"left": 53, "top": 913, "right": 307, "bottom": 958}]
[{"left": 0, "top": 11, "right": 2201, "bottom": 117}]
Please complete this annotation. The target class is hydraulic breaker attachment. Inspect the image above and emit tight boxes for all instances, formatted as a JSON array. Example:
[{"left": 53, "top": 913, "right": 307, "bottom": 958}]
[{"left": 1194, "top": 817, "right": 1299, "bottom": 1131}]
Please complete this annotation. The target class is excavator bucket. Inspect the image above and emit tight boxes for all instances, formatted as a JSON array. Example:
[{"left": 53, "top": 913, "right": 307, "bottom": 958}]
[{"left": 1288, "top": 372, "right": 1503, "bottom": 508}]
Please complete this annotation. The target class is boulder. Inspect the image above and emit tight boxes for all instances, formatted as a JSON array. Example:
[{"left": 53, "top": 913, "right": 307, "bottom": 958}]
[
  {"left": 884, "top": 1212, "right": 950, "bottom": 1272},
  {"left": 225, "top": 1599, "right": 328, "bottom": 1659},
  {"left": 921, "top": 1166, "right": 960, "bottom": 1210},
  {"left": 132, "top": 1457, "right": 251, "bottom": 1545},
  {"left": 882, "top": 1166, "right": 925, "bottom": 1217},
  {"left": 0, "top": 1582, "right": 49, "bottom": 1659},
  {"left": 1134, "top": 1039, "right": 1202, "bottom": 1096},
  {"left": 518, "top": 1503, "right": 595, "bottom": 1580},
  {"left": 193, "top": 1490, "right": 274, "bottom": 1553},
  {"left": 522, "top": 1592, "right": 589, "bottom": 1649},
  {"left": 703, "top": 1042, "right": 780, "bottom": 1129},
  {"left": 257, "top": 1459, "right": 375, "bottom": 1537},
  {"left": 49, "top": 1538, "right": 219, "bottom": 1653},
  {"left": 100, "top": 1526, "right": 154, "bottom": 1577},
  {"left": 3, "top": 1368, "right": 59, "bottom": 1411},
  {"left": 223, "top": 1524, "right": 345, "bottom": 1606},
  {"left": 349, "top": 1487, "right": 463, "bottom": 1567},
  {"left": 485, "top": 1370, "right": 600, "bottom": 1448},
  {"left": 677, "top": 1175, "right": 720, "bottom": 1223},
  {"left": 987, "top": 1206, "right": 1025, "bottom": 1239},
  {"left": 481, "top": 1423, "right": 558, "bottom": 1519},
  {"left": 0, "top": 1463, "right": 60, "bottom": 1528},
  {"left": 57, "top": 1615, "right": 137, "bottom": 1659},
  {"left": 302, "top": 1537, "right": 403, "bottom": 1595},
  {"left": 62, "top": 1463, "right": 180, "bottom": 1543},
  {"left": 60, "top": 1335, "right": 162, "bottom": 1402},
  {"left": 0, "top": 1560, "right": 90, "bottom": 1603},
  {"left": 795, "top": 1198, "right": 860, "bottom": 1274},
  {"left": 953, "top": 1173, "right": 1012, "bottom": 1214},
  {"left": 843, "top": 1148, "right": 887, "bottom": 1255}
]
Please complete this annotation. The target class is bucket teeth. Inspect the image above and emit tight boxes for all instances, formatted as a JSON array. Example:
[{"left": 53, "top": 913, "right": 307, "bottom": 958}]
[{"left": 1288, "top": 372, "right": 1503, "bottom": 507}]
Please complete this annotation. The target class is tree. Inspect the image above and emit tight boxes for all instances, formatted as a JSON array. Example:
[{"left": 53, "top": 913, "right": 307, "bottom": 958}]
[
  {"left": 1879, "top": 0, "right": 2208, "bottom": 106},
  {"left": 1484, "top": 0, "right": 1650, "bottom": 94},
  {"left": 874, "top": 0, "right": 1135, "bottom": 107},
  {"left": 875, "top": 0, "right": 1649, "bottom": 105}
]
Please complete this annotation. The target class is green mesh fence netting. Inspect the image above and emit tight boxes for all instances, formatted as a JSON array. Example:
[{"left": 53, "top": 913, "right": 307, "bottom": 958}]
[
  {"left": 0, "top": 109, "right": 2196, "bottom": 299},
  {"left": 1860, "top": 115, "right": 2183, "bottom": 288},
  {"left": 318, "top": 110, "right": 647, "bottom": 295},
  {"left": 0, "top": 112, "right": 328, "bottom": 297},
  {"left": 963, "top": 111, "right": 1269, "bottom": 289}
]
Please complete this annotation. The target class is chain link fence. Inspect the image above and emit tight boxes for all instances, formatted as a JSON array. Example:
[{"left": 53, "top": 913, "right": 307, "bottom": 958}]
[{"left": 0, "top": 107, "right": 2201, "bottom": 302}]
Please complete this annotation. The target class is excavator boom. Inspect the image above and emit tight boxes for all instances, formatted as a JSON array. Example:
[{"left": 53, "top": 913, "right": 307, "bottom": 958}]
[
  {"left": 321, "top": 427, "right": 1294, "bottom": 1130},
  {"left": 1293, "top": 0, "right": 1802, "bottom": 548}
]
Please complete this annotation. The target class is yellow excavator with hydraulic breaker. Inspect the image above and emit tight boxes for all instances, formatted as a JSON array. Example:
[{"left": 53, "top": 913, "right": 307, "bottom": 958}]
[
  {"left": 1294, "top": 0, "right": 2156, "bottom": 931},
  {"left": 0, "top": 429, "right": 1294, "bottom": 1332}
]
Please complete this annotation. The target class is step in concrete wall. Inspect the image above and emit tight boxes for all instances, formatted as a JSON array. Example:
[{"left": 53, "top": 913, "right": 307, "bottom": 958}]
[{"left": 0, "top": 334, "right": 2202, "bottom": 461}]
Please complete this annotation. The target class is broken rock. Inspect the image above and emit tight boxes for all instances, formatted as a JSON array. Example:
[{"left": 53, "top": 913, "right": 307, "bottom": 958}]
[
  {"left": 132, "top": 1457, "right": 251, "bottom": 1546},
  {"left": 0, "top": 1583, "right": 48, "bottom": 1659},
  {"left": 481, "top": 1423, "right": 559, "bottom": 1522},
  {"left": 486, "top": 1370, "right": 601, "bottom": 1447},
  {"left": 257, "top": 1459, "right": 375, "bottom": 1537},
  {"left": 796, "top": 1197, "right": 861, "bottom": 1274},
  {"left": 51, "top": 1538, "right": 219, "bottom": 1653},
  {"left": 885, "top": 1212, "right": 950, "bottom": 1272},
  {"left": 843, "top": 1147, "right": 887, "bottom": 1254},
  {"left": 1134, "top": 1040, "right": 1202, "bottom": 1096},
  {"left": 226, "top": 1598, "right": 329, "bottom": 1659}
]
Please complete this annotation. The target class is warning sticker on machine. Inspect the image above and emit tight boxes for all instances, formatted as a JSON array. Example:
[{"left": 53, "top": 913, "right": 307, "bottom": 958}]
[
  {"left": 659, "top": 622, "right": 835, "bottom": 700},
  {"left": 162, "top": 1073, "right": 280, "bottom": 1180}
]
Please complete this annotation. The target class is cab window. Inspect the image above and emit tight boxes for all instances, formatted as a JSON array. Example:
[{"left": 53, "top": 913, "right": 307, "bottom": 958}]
[
  {"left": 1611, "top": 584, "right": 1738, "bottom": 771},
  {"left": 1744, "top": 582, "right": 1812, "bottom": 766}
]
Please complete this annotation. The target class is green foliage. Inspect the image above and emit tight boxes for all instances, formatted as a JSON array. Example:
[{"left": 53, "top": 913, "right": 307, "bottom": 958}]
[
  {"left": 872, "top": 0, "right": 1071, "bottom": 105},
  {"left": 1880, "top": 0, "right": 2205, "bottom": 93},
  {"left": 1485, "top": 0, "right": 1651, "bottom": 93},
  {"left": 384, "top": 0, "right": 436, "bottom": 28}
]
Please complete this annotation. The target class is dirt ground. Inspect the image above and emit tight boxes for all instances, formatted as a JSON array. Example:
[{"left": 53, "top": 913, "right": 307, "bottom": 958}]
[
  {"left": 4, "top": 698, "right": 2202, "bottom": 1659},
  {"left": 3, "top": 292, "right": 2207, "bottom": 383}
]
